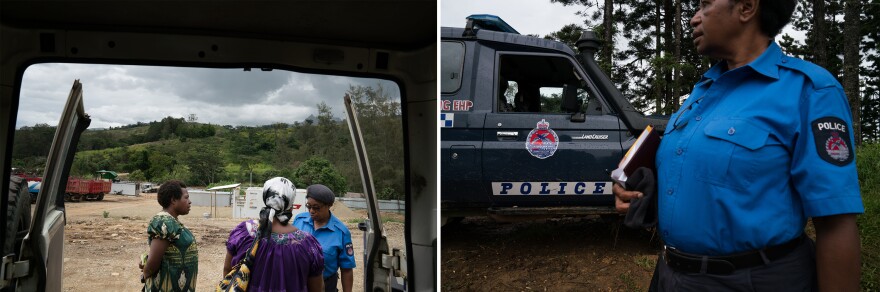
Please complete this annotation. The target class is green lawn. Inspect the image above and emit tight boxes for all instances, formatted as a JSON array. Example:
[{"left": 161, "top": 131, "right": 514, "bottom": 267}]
[{"left": 857, "top": 143, "right": 880, "bottom": 290}]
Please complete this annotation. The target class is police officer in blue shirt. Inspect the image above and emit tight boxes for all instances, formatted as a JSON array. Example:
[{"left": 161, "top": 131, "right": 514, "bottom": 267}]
[
  {"left": 293, "top": 184, "right": 357, "bottom": 292},
  {"left": 613, "top": 0, "right": 864, "bottom": 290}
]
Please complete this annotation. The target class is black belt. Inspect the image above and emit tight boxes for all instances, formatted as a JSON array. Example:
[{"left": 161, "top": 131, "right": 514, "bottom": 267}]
[{"left": 663, "top": 235, "right": 805, "bottom": 275}]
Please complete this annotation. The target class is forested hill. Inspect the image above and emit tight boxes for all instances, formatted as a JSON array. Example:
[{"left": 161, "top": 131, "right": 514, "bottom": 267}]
[{"left": 12, "top": 85, "right": 405, "bottom": 200}]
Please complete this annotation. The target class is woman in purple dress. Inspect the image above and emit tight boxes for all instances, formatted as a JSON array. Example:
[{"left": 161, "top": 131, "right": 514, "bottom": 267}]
[{"left": 223, "top": 177, "right": 324, "bottom": 291}]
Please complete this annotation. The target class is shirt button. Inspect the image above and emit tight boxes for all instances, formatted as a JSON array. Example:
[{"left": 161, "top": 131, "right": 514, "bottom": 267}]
[
  {"left": 663, "top": 230, "right": 669, "bottom": 237},
  {"left": 676, "top": 148, "right": 683, "bottom": 155},
  {"left": 667, "top": 189, "right": 674, "bottom": 195},
  {"left": 782, "top": 58, "right": 788, "bottom": 63},
  {"left": 695, "top": 116, "right": 702, "bottom": 121},
  {"left": 728, "top": 127, "right": 736, "bottom": 135}
]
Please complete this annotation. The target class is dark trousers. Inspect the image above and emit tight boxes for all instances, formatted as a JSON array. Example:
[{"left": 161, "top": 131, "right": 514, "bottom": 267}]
[
  {"left": 324, "top": 272, "right": 339, "bottom": 292},
  {"left": 649, "top": 238, "right": 817, "bottom": 291}
]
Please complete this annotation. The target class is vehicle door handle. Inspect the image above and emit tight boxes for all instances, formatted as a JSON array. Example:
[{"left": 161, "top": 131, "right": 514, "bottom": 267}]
[{"left": 497, "top": 131, "right": 518, "bottom": 137}]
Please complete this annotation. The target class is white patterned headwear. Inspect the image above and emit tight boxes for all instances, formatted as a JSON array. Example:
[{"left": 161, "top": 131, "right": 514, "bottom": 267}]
[{"left": 262, "top": 177, "right": 296, "bottom": 223}]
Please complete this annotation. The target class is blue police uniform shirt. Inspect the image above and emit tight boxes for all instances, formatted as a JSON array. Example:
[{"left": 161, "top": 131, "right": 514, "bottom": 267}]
[
  {"left": 293, "top": 212, "right": 357, "bottom": 278},
  {"left": 657, "top": 42, "right": 864, "bottom": 255}
]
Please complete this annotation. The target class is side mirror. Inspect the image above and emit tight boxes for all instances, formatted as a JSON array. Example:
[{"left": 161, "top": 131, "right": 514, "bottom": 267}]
[{"left": 560, "top": 84, "right": 581, "bottom": 113}]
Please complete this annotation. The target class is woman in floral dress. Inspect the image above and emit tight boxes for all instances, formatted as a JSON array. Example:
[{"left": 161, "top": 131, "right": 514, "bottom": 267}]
[{"left": 141, "top": 180, "right": 198, "bottom": 291}]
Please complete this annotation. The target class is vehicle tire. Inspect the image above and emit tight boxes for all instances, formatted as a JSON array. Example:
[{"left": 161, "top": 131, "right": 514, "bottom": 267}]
[
  {"left": 97, "top": 193, "right": 104, "bottom": 201},
  {"left": 5, "top": 176, "right": 32, "bottom": 256}
]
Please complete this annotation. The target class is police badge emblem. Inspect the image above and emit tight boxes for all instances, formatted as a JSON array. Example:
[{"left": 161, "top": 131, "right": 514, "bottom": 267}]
[
  {"left": 526, "top": 119, "right": 559, "bottom": 159},
  {"left": 825, "top": 132, "right": 850, "bottom": 161},
  {"left": 812, "top": 117, "right": 853, "bottom": 166},
  {"left": 345, "top": 243, "right": 354, "bottom": 256}
]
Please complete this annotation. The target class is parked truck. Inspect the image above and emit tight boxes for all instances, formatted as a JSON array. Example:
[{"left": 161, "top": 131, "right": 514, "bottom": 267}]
[
  {"left": 65, "top": 177, "right": 111, "bottom": 202},
  {"left": 441, "top": 15, "right": 668, "bottom": 223}
]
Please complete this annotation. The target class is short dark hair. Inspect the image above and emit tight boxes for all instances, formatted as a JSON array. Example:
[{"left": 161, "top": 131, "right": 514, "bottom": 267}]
[
  {"left": 157, "top": 180, "right": 187, "bottom": 208},
  {"left": 735, "top": 0, "right": 797, "bottom": 37}
]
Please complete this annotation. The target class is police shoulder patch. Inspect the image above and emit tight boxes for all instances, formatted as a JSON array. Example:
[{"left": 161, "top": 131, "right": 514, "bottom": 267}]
[
  {"left": 345, "top": 243, "right": 354, "bottom": 256},
  {"left": 811, "top": 117, "right": 853, "bottom": 166}
]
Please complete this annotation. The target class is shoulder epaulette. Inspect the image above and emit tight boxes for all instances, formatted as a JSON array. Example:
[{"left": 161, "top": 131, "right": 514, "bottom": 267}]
[{"left": 777, "top": 57, "right": 839, "bottom": 90}]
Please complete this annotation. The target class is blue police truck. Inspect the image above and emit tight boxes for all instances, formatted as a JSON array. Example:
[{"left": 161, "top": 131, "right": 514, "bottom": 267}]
[{"left": 441, "top": 15, "right": 668, "bottom": 223}]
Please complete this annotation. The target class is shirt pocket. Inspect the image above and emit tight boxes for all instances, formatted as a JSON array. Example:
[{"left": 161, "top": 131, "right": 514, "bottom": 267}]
[{"left": 695, "top": 119, "right": 773, "bottom": 191}]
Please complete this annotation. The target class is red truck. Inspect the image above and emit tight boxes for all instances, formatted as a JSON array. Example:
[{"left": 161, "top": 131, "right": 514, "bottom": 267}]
[{"left": 65, "top": 178, "right": 110, "bottom": 202}]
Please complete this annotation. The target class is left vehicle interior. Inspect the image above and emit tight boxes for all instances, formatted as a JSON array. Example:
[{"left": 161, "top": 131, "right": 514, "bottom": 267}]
[{"left": 0, "top": 1, "right": 436, "bottom": 291}]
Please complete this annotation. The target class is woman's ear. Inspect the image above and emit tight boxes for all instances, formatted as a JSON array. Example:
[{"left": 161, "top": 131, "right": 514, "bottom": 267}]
[{"left": 737, "top": 0, "right": 759, "bottom": 23}]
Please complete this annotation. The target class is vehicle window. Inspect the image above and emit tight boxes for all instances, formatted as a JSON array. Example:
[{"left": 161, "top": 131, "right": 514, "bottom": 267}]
[
  {"left": 441, "top": 41, "right": 465, "bottom": 93},
  {"left": 13, "top": 63, "right": 405, "bottom": 291},
  {"left": 497, "top": 54, "right": 595, "bottom": 114}
]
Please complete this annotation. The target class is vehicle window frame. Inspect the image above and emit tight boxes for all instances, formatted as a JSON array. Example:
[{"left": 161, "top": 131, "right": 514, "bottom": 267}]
[
  {"left": 441, "top": 41, "right": 466, "bottom": 94},
  {"left": 493, "top": 51, "right": 611, "bottom": 115}
]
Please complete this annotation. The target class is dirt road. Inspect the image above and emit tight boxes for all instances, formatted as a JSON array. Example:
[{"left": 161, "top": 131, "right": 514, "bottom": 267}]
[
  {"left": 59, "top": 193, "right": 403, "bottom": 291},
  {"left": 441, "top": 217, "right": 659, "bottom": 291}
]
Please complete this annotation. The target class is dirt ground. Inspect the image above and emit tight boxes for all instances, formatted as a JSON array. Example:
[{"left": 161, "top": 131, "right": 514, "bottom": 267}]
[
  {"left": 441, "top": 216, "right": 660, "bottom": 291},
  {"left": 58, "top": 193, "right": 404, "bottom": 291}
]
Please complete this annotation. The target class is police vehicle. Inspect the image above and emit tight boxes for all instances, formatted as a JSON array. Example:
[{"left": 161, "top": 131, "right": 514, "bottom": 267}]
[{"left": 441, "top": 15, "right": 667, "bottom": 222}]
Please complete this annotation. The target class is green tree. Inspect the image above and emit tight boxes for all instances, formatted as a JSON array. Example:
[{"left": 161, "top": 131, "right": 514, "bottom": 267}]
[
  {"left": 863, "top": 2, "right": 880, "bottom": 142},
  {"left": 182, "top": 146, "right": 224, "bottom": 186},
  {"left": 129, "top": 169, "right": 147, "bottom": 182},
  {"left": 550, "top": 0, "right": 704, "bottom": 115},
  {"left": 779, "top": 0, "right": 873, "bottom": 143},
  {"left": 292, "top": 156, "right": 348, "bottom": 196},
  {"left": 347, "top": 84, "right": 404, "bottom": 200}
]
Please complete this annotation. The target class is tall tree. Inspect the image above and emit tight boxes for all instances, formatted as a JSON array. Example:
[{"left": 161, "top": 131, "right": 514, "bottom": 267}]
[
  {"left": 842, "top": 0, "right": 860, "bottom": 144},
  {"left": 662, "top": 0, "right": 675, "bottom": 112},
  {"left": 812, "top": 0, "right": 827, "bottom": 68},
  {"left": 780, "top": 0, "right": 867, "bottom": 142},
  {"left": 544, "top": 24, "right": 584, "bottom": 49},
  {"left": 862, "top": 1, "right": 880, "bottom": 142},
  {"left": 603, "top": 0, "right": 614, "bottom": 77},
  {"left": 654, "top": 1, "right": 664, "bottom": 113},
  {"left": 672, "top": 0, "right": 682, "bottom": 112}
]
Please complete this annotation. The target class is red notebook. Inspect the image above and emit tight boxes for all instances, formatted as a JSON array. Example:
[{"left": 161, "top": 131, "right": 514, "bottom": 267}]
[{"left": 611, "top": 125, "right": 660, "bottom": 184}]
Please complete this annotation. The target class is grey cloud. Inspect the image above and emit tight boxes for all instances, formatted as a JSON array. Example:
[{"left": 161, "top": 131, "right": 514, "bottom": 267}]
[{"left": 17, "top": 63, "right": 400, "bottom": 129}]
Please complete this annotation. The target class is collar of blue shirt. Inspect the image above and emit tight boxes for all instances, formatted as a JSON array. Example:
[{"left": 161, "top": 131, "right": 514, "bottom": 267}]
[
  {"left": 703, "top": 41, "right": 783, "bottom": 81},
  {"left": 296, "top": 211, "right": 341, "bottom": 231}
]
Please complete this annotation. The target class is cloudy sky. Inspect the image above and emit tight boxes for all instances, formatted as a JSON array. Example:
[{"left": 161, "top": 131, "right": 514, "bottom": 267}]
[
  {"left": 17, "top": 63, "right": 400, "bottom": 129},
  {"left": 441, "top": 0, "right": 584, "bottom": 36},
  {"left": 441, "top": 0, "right": 806, "bottom": 46}
]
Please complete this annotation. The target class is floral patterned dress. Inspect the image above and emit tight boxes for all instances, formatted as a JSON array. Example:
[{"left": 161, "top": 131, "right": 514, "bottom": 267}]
[{"left": 144, "top": 212, "right": 198, "bottom": 292}]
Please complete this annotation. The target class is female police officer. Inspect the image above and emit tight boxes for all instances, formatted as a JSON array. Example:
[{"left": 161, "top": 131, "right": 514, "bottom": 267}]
[
  {"left": 614, "top": 0, "right": 864, "bottom": 290},
  {"left": 293, "top": 184, "right": 356, "bottom": 292}
]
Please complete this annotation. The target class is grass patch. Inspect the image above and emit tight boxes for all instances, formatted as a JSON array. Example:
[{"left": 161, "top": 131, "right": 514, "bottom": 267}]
[
  {"left": 857, "top": 143, "right": 880, "bottom": 290},
  {"left": 347, "top": 218, "right": 365, "bottom": 224},
  {"left": 618, "top": 273, "right": 639, "bottom": 291},
  {"left": 635, "top": 255, "right": 656, "bottom": 271}
]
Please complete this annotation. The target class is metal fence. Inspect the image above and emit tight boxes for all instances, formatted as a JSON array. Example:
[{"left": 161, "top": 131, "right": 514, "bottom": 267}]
[{"left": 337, "top": 197, "right": 405, "bottom": 213}]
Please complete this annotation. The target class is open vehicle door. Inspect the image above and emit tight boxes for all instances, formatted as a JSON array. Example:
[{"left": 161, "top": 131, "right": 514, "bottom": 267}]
[
  {"left": 344, "top": 94, "right": 408, "bottom": 291},
  {"left": 10, "top": 81, "right": 90, "bottom": 291},
  {"left": 1, "top": 2, "right": 435, "bottom": 290}
]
